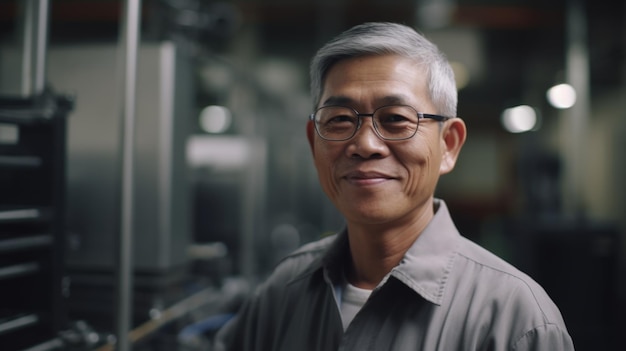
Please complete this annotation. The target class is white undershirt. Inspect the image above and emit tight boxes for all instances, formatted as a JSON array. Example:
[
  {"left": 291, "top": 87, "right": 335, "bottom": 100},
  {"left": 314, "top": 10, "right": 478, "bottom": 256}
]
[{"left": 340, "top": 281, "right": 372, "bottom": 330}]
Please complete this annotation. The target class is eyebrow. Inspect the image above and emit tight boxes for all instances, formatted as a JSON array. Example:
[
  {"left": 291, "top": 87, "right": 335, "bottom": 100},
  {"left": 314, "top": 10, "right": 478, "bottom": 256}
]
[
  {"left": 320, "top": 95, "right": 353, "bottom": 106},
  {"left": 321, "top": 94, "right": 414, "bottom": 108}
]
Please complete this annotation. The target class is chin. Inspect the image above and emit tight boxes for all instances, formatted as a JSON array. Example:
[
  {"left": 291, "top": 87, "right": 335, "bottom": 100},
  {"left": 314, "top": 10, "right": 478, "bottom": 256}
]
[{"left": 343, "top": 205, "right": 402, "bottom": 225}]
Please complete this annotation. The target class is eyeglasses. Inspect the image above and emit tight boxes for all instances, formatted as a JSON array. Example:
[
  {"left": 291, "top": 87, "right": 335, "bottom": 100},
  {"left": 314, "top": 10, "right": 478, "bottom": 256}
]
[{"left": 309, "top": 105, "right": 452, "bottom": 141}]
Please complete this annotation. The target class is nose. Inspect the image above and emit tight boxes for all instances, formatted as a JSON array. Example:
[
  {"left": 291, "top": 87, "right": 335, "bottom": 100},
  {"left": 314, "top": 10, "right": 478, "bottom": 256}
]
[{"left": 346, "top": 118, "right": 389, "bottom": 159}]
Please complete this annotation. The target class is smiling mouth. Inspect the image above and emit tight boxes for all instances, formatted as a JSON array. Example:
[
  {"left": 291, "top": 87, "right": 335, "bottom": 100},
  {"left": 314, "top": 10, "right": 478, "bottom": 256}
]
[{"left": 344, "top": 171, "right": 395, "bottom": 185}]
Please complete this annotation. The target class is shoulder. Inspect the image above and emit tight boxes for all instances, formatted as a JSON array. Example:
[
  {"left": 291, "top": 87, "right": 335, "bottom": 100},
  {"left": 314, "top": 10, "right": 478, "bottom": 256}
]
[
  {"left": 261, "top": 234, "right": 337, "bottom": 289},
  {"left": 289, "top": 233, "right": 337, "bottom": 259},
  {"left": 455, "top": 236, "right": 562, "bottom": 316},
  {"left": 450, "top": 237, "right": 573, "bottom": 347},
  {"left": 213, "top": 234, "right": 339, "bottom": 349}
]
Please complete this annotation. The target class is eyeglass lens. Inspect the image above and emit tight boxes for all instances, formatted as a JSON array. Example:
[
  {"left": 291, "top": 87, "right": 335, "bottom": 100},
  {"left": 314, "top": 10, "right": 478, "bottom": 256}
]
[{"left": 314, "top": 105, "right": 419, "bottom": 140}]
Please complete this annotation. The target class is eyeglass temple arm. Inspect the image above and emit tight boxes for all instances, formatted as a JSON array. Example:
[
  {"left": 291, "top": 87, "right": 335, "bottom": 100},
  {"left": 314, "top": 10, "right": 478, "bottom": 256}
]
[{"left": 422, "top": 113, "right": 454, "bottom": 121}]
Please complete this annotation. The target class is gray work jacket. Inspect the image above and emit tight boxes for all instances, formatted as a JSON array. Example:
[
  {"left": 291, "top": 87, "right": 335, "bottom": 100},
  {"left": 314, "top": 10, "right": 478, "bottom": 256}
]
[{"left": 214, "top": 200, "right": 574, "bottom": 350}]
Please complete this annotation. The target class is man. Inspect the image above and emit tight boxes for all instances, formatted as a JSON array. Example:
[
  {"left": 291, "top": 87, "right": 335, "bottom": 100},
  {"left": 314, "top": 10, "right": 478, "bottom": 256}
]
[{"left": 214, "top": 22, "right": 574, "bottom": 350}]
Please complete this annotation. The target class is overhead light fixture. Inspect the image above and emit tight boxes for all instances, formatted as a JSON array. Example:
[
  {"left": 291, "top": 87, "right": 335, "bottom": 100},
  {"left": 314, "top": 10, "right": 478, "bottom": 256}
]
[
  {"left": 199, "top": 105, "right": 232, "bottom": 134},
  {"left": 546, "top": 83, "right": 577, "bottom": 109},
  {"left": 501, "top": 105, "right": 537, "bottom": 133}
]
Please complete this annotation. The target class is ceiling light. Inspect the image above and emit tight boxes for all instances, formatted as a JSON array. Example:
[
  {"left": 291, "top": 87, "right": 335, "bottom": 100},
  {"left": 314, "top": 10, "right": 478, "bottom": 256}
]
[
  {"left": 546, "top": 83, "right": 577, "bottom": 109},
  {"left": 501, "top": 105, "right": 537, "bottom": 133},
  {"left": 199, "top": 105, "right": 232, "bottom": 134}
]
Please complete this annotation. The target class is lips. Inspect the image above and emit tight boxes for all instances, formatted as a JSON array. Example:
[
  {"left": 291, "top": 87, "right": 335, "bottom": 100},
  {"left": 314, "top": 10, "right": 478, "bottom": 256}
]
[{"left": 343, "top": 170, "right": 395, "bottom": 185}]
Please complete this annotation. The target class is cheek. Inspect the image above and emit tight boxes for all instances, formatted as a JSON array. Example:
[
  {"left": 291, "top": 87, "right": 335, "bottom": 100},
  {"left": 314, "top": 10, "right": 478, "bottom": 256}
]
[
  {"left": 402, "top": 142, "right": 442, "bottom": 195},
  {"left": 313, "top": 144, "right": 341, "bottom": 195}
]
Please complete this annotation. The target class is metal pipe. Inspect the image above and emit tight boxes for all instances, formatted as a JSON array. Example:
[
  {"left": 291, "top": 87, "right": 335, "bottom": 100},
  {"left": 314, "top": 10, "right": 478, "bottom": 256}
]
[
  {"left": 20, "top": 0, "right": 34, "bottom": 96},
  {"left": 33, "top": 0, "right": 49, "bottom": 95},
  {"left": 94, "top": 287, "right": 225, "bottom": 351},
  {"left": 116, "top": 1, "right": 141, "bottom": 351},
  {"left": 21, "top": 0, "right": 49, "bottom": 97},
  {"left": 563, "top": 0, "right": 590, "bottom": 216}
]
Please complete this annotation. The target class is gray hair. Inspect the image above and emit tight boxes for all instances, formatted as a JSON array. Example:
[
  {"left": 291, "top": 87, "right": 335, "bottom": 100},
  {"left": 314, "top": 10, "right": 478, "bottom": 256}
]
[{"left": 310, "top": 22, "right": 457, "bottom": 117}]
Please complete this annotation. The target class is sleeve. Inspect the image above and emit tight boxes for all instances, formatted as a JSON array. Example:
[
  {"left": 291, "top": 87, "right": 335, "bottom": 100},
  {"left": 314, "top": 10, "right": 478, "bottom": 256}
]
[
  {"left": 212, "top": 311, "right": 243, "bottom": 351},
  {"left": 212, "top": 317, "right": 235, "bottom": 351},
  {"left": 212, "top": 264, "right": 295, "bottom": 351},
  {"left": 511, "top": 323, "right": 575, "bottom": 351},
  {"left": 212, "top": 294, "right": 262, "bottom": 351},
  {"left": 212, "top": 242, "right": 330, "bottom": 350}
]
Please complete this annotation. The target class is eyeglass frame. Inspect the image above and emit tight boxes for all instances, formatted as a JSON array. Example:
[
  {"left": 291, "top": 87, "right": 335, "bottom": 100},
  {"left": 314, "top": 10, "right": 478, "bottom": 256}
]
[{"left": 308, "top": 104, "right": 454, "bottom": 141}]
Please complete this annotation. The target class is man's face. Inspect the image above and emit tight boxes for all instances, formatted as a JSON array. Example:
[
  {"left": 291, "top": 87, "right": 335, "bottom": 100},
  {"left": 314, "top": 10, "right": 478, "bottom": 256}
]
[{"left": 307, "top": 54, "right": 461, "bottom": 226}]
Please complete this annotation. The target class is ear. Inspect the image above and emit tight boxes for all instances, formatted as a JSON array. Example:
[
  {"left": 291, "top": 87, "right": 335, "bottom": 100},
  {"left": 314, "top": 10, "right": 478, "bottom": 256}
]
[
  {"left": 439, "top": 118, "right": 467, "bottom": 175},
  {"left": 306, "top": 120, "right": 317, "bottom": 155}
]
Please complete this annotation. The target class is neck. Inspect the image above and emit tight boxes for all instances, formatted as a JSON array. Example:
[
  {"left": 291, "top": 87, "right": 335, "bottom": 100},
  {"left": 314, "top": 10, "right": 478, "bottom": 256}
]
[{"left": 345, "top": 202, "right": 434, "bottom": 290}]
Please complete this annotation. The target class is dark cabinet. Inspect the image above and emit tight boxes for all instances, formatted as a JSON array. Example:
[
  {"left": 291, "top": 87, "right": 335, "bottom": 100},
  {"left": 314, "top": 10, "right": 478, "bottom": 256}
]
[{"left": 0, "top": 93, "right": 72, "bottom": 350}]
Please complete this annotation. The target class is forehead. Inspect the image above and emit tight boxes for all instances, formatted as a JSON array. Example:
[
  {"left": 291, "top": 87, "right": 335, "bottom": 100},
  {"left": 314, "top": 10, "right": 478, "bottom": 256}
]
[{"left": 320, "top": 54, "right": 432, "bottom": 109}]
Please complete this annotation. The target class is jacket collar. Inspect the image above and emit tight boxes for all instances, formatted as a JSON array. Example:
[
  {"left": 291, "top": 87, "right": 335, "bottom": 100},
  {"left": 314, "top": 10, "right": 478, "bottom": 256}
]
[
  {"left": 299, "top": 199, "right": 461, "bottom": 306},
  {"left": 388, "top": 199, "right": 461, "bottom": 305}
]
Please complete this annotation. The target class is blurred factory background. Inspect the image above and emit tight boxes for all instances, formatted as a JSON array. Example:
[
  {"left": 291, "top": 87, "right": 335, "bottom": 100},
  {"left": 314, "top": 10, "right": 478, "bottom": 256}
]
[{"left": 0, "top": 0, "right": 624, "bottom": 350}]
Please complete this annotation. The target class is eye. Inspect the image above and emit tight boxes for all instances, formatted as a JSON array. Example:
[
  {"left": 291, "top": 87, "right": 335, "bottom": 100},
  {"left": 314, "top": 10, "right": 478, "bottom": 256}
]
[
  {"left": 377, "top": 111, "right": 414, "bottom": 125},
  {"left": 317, "top": 107, "right": 357, "bottom": 126},
  {"left": 376, "top": 106, "right": 418, "bottom": 125},
  {"left": 327, "top": 114, "right": 356, "bottom": 124},
  {"left": 378, "top": 113, "right": 410, "bottom": 123}
]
